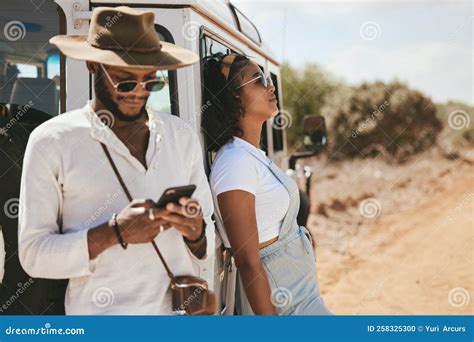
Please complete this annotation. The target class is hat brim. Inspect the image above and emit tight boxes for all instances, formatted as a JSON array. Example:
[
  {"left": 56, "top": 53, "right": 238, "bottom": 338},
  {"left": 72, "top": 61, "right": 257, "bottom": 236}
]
[{"left": 49, "top": 35, "right": 199, "bottom": 70}]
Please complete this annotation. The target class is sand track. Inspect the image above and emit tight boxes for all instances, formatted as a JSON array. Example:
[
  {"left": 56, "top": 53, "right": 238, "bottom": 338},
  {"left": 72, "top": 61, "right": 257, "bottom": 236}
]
[{"left": 310, "top": 149, "right": 473, "bottom": 314}]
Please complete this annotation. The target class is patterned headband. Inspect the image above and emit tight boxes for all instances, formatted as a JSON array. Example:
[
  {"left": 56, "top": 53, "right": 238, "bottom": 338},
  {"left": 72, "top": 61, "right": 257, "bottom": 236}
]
[{"left": 220, "top": 53, "right": 238, "bottom": 81}]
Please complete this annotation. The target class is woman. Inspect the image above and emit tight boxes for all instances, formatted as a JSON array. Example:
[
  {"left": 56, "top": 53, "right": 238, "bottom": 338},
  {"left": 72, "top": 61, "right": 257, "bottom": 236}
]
[{"left": 202, "top": 53, "right": 331, "bottom": 315}]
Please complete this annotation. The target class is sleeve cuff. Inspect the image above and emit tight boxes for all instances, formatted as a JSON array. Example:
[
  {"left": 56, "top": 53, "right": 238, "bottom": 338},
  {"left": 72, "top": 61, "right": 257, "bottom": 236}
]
[
  {"left": 214, "top": 184, "right": 256, "bottom": 196},
  {"left": 72, "top": 228, "right": 97, "bottom": 276}
]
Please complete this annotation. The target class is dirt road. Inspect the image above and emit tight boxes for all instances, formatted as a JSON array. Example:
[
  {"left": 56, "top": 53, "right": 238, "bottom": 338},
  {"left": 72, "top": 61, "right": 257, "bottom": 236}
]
[{"left": 309, "top": 149, "right": 473, "bottom": 314}]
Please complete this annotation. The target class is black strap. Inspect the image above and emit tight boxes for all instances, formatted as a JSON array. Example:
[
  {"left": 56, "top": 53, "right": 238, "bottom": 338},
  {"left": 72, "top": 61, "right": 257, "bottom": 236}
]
[{"left": 100, "top": 143, "right": 177, "bottom": 282}]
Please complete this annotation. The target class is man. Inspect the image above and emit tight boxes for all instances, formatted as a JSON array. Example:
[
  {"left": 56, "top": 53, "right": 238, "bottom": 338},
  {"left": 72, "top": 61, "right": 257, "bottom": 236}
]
[{"left": 18, "top": 6, "right": 215, "bottom": 314}]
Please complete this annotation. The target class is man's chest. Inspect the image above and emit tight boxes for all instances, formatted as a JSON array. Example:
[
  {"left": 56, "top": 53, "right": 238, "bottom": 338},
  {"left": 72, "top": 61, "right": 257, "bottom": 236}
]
[
  {"left": 60, "top": 137, "right": 190, "bottom": 206},
  {"left": 117, "top": 130, "right": 150, "bottom": 169}
]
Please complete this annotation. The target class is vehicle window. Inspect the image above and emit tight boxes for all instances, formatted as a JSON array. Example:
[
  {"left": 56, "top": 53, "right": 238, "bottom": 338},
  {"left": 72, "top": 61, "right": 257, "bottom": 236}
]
[
  {"left": 200, "top": 34, "right": 235, "bottom": 172},
  {"left": 230, "top": 6, "right": 261, "bottom": 45},
  {"left": 145, "top": 26, "right": 179, "bottom": 116},
  {"left": 200, "top": 35, "right": 231, "bottom": 58},
  {"left": 261, "top": 121, "right": 268, "bottom": 154},
  {"left": 270, "top": 73, "right": 284, "bottom": 152},
  {"left": 0, "top": 0, "right": 65, "bottom": 120},
  {"left": 258, "top": 64, "right": 269, "bottom": 153}
]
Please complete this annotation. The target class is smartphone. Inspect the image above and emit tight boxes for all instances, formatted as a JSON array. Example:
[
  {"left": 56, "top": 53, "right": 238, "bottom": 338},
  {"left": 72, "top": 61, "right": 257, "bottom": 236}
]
[{"left": 155, "top": 185, "right": 196, "bottom": 208}]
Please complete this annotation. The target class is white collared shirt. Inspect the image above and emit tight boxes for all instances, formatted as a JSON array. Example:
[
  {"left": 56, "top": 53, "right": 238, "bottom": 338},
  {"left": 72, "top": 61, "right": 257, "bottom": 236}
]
[{"left": 18, "top": 101, "right": 215, "bottom": 315}]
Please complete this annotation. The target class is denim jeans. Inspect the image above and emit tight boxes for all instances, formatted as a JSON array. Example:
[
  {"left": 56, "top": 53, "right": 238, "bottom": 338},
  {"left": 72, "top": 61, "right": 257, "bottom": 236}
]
[{"left": 235, "top": 224, "right": 332, "bottom": 315}]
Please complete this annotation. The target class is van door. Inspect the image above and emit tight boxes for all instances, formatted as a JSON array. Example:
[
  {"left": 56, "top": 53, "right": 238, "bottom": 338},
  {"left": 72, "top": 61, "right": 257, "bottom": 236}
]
[{"left": 0, "top": 0, "right": 67, "bottom": 314}]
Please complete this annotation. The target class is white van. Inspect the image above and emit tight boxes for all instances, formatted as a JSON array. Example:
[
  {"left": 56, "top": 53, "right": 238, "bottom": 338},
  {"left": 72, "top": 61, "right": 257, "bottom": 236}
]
[{"left": 0, "top": 0, "right": 327, "bottom": 314}]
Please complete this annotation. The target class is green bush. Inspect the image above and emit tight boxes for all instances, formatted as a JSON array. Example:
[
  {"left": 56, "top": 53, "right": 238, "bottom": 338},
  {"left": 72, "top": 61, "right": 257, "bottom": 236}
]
[
  {"left": 281, "top": 63, "right": 339, "bottom": 151},
  {"left": 435, "top": 101, "right": 474, "bottom": 145},
  {"left": 320, "top": 81, "right": 443, "bottom": 161}
]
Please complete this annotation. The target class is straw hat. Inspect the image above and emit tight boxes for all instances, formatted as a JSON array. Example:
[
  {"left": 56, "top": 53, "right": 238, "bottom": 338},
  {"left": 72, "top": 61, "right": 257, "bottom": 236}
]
[{"left": 49, "top": 6, "right": 199, "bottom": 69}]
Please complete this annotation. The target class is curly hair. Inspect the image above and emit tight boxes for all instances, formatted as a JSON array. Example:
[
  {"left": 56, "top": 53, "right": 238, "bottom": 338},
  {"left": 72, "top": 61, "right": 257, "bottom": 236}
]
[{"left": 201, "top": 53, "right": 251, "bottom": 152}]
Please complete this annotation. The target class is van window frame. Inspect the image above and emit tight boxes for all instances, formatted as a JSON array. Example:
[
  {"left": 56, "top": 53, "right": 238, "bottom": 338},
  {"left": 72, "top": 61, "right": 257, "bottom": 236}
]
[
  {"left": 154, "top": 24, "right": 180, "bottom": 117},
  {"left": 58, "top": 5, "right": 66, "bottom": 113},
  {"left": 228, "top": 3, "right": 262, "bottom": 45},
  {"left": 270, "top": 72, "right": 284, "bottom": 152},
  {"left": 199, "top": 28, "right": 242, "bottom": 173},
  {"left": 199, "top": 28, "right": 275, "bottom": 170},
  {"left": 0, "top": 1, "right": 66, "bottom": 117}
]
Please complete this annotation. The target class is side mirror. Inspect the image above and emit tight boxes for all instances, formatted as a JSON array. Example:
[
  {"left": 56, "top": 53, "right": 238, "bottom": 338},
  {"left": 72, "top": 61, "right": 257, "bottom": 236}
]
[
  {"left": 288, "top": 114, "right": 327, "bottom": 170},
  {"left": 303, "top": 115, "right": 327, "bottom": 154}
]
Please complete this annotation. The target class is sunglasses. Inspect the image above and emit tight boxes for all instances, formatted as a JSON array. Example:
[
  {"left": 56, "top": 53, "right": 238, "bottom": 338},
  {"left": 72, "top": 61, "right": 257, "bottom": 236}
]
[
  {"left": 235, "top": 70, "right": 273, "bottom": 90},
  {"left": 100, "top": 64, "right": 168, "bottom": 93}
]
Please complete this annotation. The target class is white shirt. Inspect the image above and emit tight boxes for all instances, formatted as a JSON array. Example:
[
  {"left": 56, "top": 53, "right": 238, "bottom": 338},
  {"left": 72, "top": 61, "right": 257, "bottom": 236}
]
[
  {"left": 210, "top": 137, "right": 290, "bottom": 243},
  {"left": 18, "top": 101, "right": 215, "bottom": 315}
]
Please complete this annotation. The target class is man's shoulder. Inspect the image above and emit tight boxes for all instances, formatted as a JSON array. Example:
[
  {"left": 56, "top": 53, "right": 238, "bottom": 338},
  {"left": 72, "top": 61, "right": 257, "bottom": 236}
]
[
  {"left": 156, "top": 111, "right": 192, "bottom": 129},
  {"left": 29, "top": 108, "right": 89, "bottom": 144},
  {"left": 152, "top": 111, "right": 196, "bottom": 141}
]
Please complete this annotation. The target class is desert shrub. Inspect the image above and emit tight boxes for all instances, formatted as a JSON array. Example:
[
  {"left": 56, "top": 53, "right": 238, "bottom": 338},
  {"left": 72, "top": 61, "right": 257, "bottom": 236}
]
[
  {"left": 435, "top": 101, "right": 474, "bottom": 145},
  {"left": 281, "top": 63, "right": 339, "bottom": 151},
  {"left": 320, "top": 81, "right": 442, "bottom": 161}
]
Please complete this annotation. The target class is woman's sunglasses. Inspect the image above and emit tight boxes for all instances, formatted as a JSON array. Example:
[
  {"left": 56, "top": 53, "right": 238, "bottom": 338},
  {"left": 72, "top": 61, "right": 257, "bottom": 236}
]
[
  {"left": 100, "top": 64, "right": 168, "bottom": 93},
  {"left": 235, "top": 70, "right": 273, "bottom": 90}
]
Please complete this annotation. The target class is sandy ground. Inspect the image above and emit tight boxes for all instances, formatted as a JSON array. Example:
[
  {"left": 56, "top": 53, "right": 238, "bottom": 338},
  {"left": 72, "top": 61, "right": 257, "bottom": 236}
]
[{"left": 308, "top": 147, "right": 474, "bottom": 315}]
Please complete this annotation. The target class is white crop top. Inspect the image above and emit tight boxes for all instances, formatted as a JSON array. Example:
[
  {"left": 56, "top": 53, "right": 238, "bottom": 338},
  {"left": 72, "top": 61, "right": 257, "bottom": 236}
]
[{"left": 210, "top": 137, "right": 290, "bottom": 243}]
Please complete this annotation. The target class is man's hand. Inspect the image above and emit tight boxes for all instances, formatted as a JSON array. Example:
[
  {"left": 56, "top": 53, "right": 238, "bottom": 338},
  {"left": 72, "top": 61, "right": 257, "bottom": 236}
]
[
  {"left": 151, "top": 197, "right": 204, "bottom": 241},
  {"left": 115, "top": 199, "right": 170, "bottom": 244},
  {"left": 88, "top": 198, "right": 206, "bottom": 260},
  {"left": 150, "top": 197, "right": 207, "bottom": 259},
  {"left": 88, "top": 199, "right": 170, "bottom": 260}
]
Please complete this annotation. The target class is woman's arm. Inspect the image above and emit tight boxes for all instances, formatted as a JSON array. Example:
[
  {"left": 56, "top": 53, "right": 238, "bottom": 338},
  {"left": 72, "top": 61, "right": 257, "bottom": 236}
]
[{"left": 217, "top": 190, "right": 277, "bottom": 315}]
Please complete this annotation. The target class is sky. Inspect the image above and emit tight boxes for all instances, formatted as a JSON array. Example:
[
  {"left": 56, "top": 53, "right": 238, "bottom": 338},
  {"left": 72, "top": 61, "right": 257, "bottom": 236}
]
[{"left": 231, "top": 0, "right": 473, "bottom": 105}]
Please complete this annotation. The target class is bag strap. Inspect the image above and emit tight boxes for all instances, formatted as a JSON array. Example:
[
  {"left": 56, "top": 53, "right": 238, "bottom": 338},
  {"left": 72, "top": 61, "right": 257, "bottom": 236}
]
[{"left": 100, "top": 143, "right": 178, "bottom": 282}]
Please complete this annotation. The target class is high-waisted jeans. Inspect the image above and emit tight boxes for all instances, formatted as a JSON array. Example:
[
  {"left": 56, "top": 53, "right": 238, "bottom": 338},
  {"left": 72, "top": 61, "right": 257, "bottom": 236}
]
[{"left": 236, "top": 224, "right": 332, "bottom": 315}]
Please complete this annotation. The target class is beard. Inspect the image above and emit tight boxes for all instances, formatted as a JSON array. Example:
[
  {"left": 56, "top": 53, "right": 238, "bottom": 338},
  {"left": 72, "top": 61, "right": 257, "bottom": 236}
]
[{"left": 94, "top": 69, "right": 148, "bottom": 122}]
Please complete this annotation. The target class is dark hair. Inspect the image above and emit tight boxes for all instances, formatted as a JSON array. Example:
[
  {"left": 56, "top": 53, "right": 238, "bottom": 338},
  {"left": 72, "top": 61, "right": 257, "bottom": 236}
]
[{"left": 201, "top": 53, "right": 251, "bottom": 152}]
